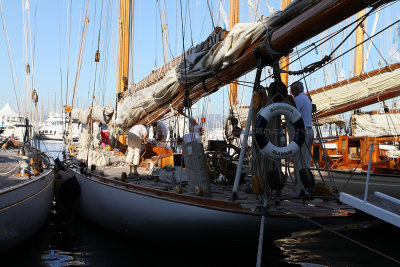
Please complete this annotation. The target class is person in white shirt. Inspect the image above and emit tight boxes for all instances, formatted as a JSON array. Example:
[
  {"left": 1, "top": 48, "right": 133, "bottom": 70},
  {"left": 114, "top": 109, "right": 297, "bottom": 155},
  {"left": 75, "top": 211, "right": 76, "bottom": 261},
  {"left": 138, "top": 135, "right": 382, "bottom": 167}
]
[
  {"left": 150, "top": 121, "right": 168, "bottom": 143},
  {"left": 183, "top": 118, "right": 202, "bottom": 143},
  {"left": 126, "top": 124, "right": 148, "bottom": 175},
  {"left": 92, "top": 120, "right": 101, "bottom": 147},
  {"left": 290, "top": 81, "right": 314, "bottom": 195}
]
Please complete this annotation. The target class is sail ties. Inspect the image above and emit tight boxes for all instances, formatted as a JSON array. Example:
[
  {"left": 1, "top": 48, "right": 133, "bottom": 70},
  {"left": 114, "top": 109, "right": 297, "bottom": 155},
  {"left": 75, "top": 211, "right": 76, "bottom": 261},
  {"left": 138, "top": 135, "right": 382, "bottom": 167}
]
[
  {"left": 281, "top": 55, "right": 331, "bottom": 76},
  {"left": 262, "top": 30, "right": 293, "bottom": 66}
]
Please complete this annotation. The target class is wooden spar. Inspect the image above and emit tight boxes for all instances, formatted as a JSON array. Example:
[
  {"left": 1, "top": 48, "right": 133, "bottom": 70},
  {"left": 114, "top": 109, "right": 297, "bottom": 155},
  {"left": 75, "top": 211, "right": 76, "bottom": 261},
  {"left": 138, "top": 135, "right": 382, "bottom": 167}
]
[
  {"left": 229, "top": 0, "right": 239, "bottom": 106},
  {"left": 268, "top": 0, "right": 388, "bottom": 52},
  {"left": 134, "top": 0, "right": 392, "bottom": 125},
  {"left": 280, "top": 0, "right": 291, "bottom": 86},
  {"left": 354, "top": 9, "right": 366, "bottom": 76},
  {"left": 309, "top": 62, "right": 400, "bottom": 96}
]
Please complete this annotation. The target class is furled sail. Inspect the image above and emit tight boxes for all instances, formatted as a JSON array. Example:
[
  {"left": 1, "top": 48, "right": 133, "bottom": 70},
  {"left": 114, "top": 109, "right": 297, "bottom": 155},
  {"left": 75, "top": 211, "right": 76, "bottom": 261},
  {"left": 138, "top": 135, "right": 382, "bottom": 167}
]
[
  {"left": 71, "top": 105, "right": 114, "bottom": 124},
  {"left": 115, "top": 0, "right": 319, "bottom": 132},
  {"left": 115, "top": 0, "right": 393, "bottom": 132},
  {"left": 314, "top": 116, "right": 346, "bottom": 128},
  {"left": 311, "top": 63, "right": 400, "bottom": 118},
  {"left": 353, "top": 112, "right": 400, "bottom": 137}
]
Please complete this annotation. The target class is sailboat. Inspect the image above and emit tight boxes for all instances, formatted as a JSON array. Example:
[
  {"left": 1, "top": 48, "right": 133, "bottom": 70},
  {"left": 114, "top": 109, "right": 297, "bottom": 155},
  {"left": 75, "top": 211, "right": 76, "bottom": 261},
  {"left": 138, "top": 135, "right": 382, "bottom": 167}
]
[
  {"left": 60, "top": 0, "right": 395, "bottom": 245},
  {"left": 0, "top": 0, "right": 54, "bottom": 252}
]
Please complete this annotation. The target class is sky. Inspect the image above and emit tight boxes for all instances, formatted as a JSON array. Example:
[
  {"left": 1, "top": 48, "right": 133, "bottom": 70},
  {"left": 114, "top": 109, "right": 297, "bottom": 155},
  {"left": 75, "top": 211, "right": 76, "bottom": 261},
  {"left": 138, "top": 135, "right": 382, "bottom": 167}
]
[{"left": 0, "top": 0, "right": 399, "bottom": 120}]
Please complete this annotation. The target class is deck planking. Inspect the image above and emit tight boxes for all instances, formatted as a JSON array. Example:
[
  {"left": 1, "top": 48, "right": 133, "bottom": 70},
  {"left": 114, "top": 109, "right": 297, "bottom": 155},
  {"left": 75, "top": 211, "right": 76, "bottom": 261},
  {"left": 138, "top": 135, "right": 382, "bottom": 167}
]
[{"left": 0, "top": 147, "right": 27, "bottom": 190}]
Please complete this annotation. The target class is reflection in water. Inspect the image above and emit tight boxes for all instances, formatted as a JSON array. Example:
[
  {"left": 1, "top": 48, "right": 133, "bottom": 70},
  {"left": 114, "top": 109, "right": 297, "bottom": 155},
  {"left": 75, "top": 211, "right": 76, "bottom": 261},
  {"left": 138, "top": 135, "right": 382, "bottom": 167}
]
[
  {"left": 41, "top": 250, "right": 88, "bottom": 266},
  {"left": 275, "top": 223, "right": 400, "bottom": 267}
]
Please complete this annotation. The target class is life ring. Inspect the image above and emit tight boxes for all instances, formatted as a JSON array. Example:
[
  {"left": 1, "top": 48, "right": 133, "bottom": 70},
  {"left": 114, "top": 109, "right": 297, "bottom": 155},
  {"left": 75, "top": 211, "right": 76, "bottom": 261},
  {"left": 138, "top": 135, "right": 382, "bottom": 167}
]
[{"left": 254, "top": 102, "right": 305, "bottom": 159}]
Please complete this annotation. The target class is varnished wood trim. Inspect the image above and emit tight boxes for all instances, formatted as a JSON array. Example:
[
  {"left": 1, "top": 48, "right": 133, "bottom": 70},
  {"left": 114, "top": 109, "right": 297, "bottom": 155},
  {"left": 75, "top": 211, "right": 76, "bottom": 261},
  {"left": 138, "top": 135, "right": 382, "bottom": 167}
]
[{"left": 71, "top": 168, "right": 257, "bottom": 216}]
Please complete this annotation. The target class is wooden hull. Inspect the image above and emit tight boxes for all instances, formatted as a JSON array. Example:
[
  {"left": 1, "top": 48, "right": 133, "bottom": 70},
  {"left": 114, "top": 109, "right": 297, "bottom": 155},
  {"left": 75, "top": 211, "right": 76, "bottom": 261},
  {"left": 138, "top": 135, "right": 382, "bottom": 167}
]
[
  {"left": 67, "top": 168, "right": 354, "bottom": 243},
  {"left": 311, "top": 168, "right": 400, "bottom": 198},
  {"left": 0, "top": 169, "right": 54, "bottom": 252}
]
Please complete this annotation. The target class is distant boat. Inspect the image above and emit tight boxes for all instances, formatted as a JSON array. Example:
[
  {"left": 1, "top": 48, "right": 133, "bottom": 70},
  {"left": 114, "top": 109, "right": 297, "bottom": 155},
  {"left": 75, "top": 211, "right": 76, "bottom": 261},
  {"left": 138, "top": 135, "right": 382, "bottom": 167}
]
[
  {"left": 38, "top": 112, "right": 79, "bottom": 141},
  {"left": 0, "top": 103, "right": 27, "bottom": 141}
]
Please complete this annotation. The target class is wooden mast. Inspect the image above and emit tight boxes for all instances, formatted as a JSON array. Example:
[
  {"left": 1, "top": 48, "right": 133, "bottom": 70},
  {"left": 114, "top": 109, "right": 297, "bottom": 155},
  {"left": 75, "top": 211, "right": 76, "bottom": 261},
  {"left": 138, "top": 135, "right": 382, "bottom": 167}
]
[
  {"left": 117, "top": 0, "right": 132, "bottom": 145},
  {"left": 229, "top": 0, "right": 239, "bottom": 106},
  {"left": 280, "top": 0, "right": 291, "bottom": 85},
  {"left": 354, "top": 9, "right": 366, "bottom": 76},
  {"left": 352, "top": 9, "right": 365, "bottom": 135},
  {"left": 117, "top": 0, "right": 132, "bottom": 95}
]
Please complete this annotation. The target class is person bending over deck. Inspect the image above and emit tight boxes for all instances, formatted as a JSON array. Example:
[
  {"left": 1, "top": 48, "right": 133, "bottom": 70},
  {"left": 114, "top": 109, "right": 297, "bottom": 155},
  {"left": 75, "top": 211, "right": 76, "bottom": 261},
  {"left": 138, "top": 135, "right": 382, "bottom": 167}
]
[
  {"left": 126, "top": 124, "right": 148, "bottom": 176},
  {"left": 290, "top": 81, "right": 314, "bottom": 196}
]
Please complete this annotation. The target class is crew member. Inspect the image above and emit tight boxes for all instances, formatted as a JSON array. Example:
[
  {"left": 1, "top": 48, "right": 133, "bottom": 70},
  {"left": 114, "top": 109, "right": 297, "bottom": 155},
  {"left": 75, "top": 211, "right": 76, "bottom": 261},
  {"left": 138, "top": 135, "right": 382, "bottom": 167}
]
[
  {"left": 99, "top": 121, "right": 110, "bottom": 150},
  {"left": 150, "top": 120, "right": 168, "bottom": 143},
  {"left": 126, "top": 124, "right": 148, "bottom": 176},
  {"left": 290, "top": 81, "right": 314, "bottom": 196},
  {"left": 183, "top": 118, "right": 202, "bottom": 143}
]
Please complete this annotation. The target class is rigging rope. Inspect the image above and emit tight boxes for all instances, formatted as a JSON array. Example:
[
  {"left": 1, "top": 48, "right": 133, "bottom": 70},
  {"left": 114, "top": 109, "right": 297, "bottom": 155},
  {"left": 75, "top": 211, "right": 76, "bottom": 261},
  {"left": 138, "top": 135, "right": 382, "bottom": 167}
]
[
  {"left": 68, "top": 0, "right": 90, "bottom": 145},
  {"left": 207, "top": 0, "right": 215, "bottom": 30},
  {"left": 66, "top": 0, "right": 72, "bottom": 107},
  {"left": 261, "top": 2, "right": 393, "bottom": 83},
  {"left": 0, "top": 0, "right": 22, "bottom": 114}
]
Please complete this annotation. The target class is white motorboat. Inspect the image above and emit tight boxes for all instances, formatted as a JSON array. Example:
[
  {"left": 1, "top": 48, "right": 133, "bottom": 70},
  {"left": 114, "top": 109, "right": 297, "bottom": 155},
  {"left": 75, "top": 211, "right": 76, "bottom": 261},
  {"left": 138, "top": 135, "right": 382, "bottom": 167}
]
[
  {"left": 0, "top": 103, "right": 27, "bottom": 141},
  {"left": 39, "top": 112, "right": 79, "bottom": 141}
]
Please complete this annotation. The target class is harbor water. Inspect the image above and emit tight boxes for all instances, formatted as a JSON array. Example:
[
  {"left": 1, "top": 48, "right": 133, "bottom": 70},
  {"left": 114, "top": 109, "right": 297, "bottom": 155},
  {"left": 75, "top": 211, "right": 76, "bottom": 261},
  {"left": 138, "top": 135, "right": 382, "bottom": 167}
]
[{"left": 1, "top": 141, "right": 399, "bottom": 267}]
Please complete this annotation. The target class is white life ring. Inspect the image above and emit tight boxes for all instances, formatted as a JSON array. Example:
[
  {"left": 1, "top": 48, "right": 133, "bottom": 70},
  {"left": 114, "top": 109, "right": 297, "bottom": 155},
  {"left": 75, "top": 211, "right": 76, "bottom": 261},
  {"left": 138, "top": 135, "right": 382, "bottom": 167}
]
[{"left": 254, "top": 102, "right": 305, "bottom": 159}]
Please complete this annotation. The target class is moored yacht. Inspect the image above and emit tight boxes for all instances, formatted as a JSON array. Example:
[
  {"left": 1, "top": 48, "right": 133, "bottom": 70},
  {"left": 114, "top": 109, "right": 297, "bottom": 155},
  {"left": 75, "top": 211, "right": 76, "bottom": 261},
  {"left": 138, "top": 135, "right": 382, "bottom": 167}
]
[{"left": 39, "top": 112, "right": 79, "bottom": 141}]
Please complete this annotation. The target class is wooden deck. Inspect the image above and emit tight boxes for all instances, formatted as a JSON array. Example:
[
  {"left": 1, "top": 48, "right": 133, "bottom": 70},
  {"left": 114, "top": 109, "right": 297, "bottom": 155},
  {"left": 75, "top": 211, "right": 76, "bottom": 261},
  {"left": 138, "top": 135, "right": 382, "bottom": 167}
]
[{"left": 0, "top": 147, "right": 26, "bottom": 190}]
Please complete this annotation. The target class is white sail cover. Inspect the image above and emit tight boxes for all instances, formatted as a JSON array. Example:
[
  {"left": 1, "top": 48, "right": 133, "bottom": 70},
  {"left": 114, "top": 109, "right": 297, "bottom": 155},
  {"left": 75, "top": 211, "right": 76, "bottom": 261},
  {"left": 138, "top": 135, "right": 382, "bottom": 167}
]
[
  {"left": 315, "top": 116, "right": 346, "bottom": 128},
  {"left": 71, "top": 105, "right": 114, "bottom": 124},
  {"left": 354, "top": 113, "right": 400, "bottom": 137},
  {"left": 312, "top": 68, "right": 400, "bottom": 114},
  {"left": 115, "top": 0, "right": 317, "bottom": 131}
]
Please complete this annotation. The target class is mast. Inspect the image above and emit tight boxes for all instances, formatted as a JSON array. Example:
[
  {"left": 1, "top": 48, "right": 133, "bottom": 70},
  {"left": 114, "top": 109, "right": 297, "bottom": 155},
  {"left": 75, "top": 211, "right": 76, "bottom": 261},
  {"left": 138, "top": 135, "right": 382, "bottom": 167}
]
[
  {"left": 116, "top": 0, "right": 132, "bottom": 145},
  {"left": 229, "top": 0, "right": 239, "bottom": 106},
  {"left": 280, "top": 0, "right": 291, "bottom": 86},
  {"left": 117, "top": 0, "right": 132, "bottom": 95},
  {"left": 354, "top": 9, "right": 366, "bottom": 76},
  {"left": 159, "top": 0, "right": 169, "bottom": 64}
]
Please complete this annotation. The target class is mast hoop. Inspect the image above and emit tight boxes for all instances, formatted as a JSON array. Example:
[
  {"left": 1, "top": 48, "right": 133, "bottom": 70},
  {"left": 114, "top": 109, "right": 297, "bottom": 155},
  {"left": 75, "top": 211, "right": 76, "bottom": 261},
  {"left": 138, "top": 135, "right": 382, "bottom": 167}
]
[{"left": 254, "top": 102, "right": 305, "bottom": 159}]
